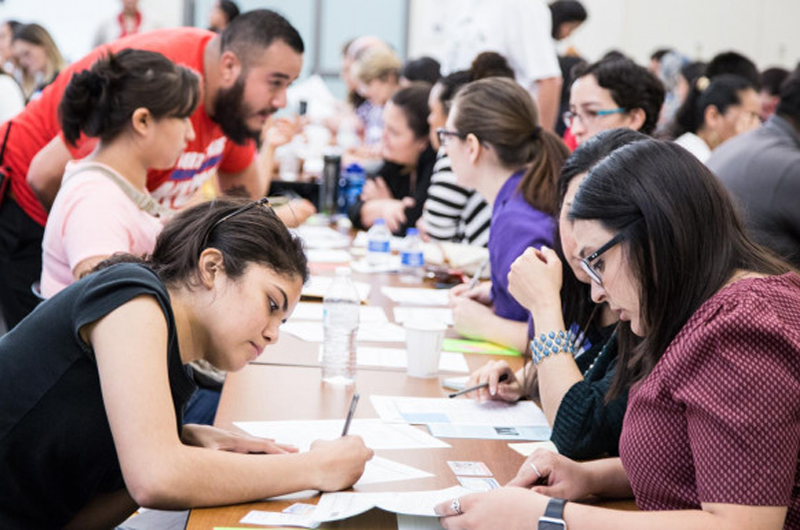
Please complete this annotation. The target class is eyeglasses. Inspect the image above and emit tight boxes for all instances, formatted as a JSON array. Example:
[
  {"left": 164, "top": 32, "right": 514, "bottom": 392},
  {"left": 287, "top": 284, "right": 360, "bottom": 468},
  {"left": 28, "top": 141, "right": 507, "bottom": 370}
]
[
  {"left": 580, "top": 232, "right": 626, "bottom": 286},
  {"left": 563, "top": 107, "right": 625, "bottom": 129},
  {"left": 199, "top": 197, "right": 275, "bottom": 254},
  {"left": 436, "top": 127, "right": 467, "bottom": 147}
]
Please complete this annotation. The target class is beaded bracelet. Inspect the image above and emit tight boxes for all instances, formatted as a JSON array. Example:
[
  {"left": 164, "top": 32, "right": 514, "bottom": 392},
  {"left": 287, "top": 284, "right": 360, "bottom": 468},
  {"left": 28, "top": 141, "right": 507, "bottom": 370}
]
[{"left": 531, "top": 329, "right": 575, "bottom": 365}]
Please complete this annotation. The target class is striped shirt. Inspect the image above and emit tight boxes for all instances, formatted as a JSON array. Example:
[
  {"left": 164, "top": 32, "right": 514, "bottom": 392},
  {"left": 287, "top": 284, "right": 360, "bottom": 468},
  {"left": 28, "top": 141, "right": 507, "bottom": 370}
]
[{"left": 422, "top": 151, "right": 492, "bottom": 246}]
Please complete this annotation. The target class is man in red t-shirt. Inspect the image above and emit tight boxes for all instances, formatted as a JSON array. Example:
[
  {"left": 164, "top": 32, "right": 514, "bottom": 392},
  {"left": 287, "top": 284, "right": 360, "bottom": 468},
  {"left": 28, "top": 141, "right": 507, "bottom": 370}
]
[{"left": 0, "top": 9, "right": 303, "bottom": 328}]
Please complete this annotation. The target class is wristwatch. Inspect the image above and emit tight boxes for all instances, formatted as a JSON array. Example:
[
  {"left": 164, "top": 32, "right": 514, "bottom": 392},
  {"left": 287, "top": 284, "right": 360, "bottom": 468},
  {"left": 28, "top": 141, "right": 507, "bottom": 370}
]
[{"left": 538, "top": 498, "right": 567, "bottom": 530}]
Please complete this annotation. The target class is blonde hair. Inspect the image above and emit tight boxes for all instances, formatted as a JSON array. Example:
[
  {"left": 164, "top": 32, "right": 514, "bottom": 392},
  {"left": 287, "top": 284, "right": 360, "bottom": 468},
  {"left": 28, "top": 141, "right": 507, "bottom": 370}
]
[
  {"left": 351, "top": 45, "right": 401, "bottom": 84},
  {"left": 13, "top": 23, "right": 66, "bottom": 74}
]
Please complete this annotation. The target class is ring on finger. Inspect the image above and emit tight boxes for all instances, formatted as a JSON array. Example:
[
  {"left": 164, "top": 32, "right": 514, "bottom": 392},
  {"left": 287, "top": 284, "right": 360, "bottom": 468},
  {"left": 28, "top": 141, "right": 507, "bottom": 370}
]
[
  {"left": 530, "top": 462, "right": 543, "bottom": 478},
  {"left": 451, "top": 498, "right": 462, "bottom": 515}
]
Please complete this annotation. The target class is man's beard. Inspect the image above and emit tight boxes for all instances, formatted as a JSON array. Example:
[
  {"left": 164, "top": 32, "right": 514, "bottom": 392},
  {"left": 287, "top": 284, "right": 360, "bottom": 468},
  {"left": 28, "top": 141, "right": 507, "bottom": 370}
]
[{"left": 210, "top": 77, "right": 272, "bottom": 145}]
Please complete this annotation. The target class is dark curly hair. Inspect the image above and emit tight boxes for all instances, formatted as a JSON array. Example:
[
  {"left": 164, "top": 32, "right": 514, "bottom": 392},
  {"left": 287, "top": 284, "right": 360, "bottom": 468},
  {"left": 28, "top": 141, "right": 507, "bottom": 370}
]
[{"left": 572, "top": 58, "right": 665, "bottom": 135}]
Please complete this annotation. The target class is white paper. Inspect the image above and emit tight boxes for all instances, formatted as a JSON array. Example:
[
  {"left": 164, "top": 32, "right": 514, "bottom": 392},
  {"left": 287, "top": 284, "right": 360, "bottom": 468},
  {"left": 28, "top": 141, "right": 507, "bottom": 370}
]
[
  {"left": 305, "top": 249, "right": 351, "bottom": 263},
  {"left": 234, "top": 419, "right": 451, "bottom": 451},
  {"left": 397, "top": 514, "right": 445, "bottom": 530},
  {"left": 314, "top": 485, "right": 471, "bottom": 521},
  {"left": 356, "top": 323, "right": 407, "bottom": 342},
  {"left": 281, "top": 322, "right": 406, "bottom": 343},
  {"left": 240, "top": 509, "right": 319, "bottom": 528},
  {"left": 381, "top": 286, "right": 451, "bottom": 306},
  {"left": 356, "top": 456, "right": 434, "bottom": 486},
  {"left": 302, "top": 275, "right": 372, "bottom": 301},
  {"left": 243, "top": 486, "right": 473, "bottom": 527},
  {"left": 294, "top": 225, "right": 351, "bottom": 249},
  {"left": 370, "top": 485, "right": 473, "bottom": 517},
  {"left": 315, "top": 346, "right": 468, "bottom": 373},
  {"left": 427, "top": 423, "right": 552, "bottom": 441},
  {"left": 393, "top": 307, "right": 454, "bottom": 326},
  {"left": 370, "top": 395, "right": 550, "bottom": 428},
  {"left": 311, "top": 491, "right": 375, "bottom": 520},
  {"left": 350, "top": 256, "right": 402, "bottom": 273},
  {"left": 508, "top": 440, "right": 560, "bottom": 456},
  {"left": 291, "top": 302, "right": 388, "bottom": 324}
]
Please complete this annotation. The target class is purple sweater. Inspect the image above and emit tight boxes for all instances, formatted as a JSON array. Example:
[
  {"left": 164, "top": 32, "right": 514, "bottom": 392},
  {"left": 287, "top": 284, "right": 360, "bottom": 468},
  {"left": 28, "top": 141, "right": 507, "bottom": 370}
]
[{"left": 488, "top": 171, "right": 554, "bottom": 322}]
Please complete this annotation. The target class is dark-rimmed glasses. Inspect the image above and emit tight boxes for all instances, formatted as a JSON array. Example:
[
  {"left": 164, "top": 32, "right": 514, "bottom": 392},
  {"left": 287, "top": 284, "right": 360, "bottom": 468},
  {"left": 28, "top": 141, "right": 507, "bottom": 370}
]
[
  {"left": 436, "top": 127, "right": 467, "bottom": 147},
  {"left": 580, "top": 232, "right": 626, "bottom": 286},
  {"left": 199, "top": 197, "right": 275, "bottom": 253}
]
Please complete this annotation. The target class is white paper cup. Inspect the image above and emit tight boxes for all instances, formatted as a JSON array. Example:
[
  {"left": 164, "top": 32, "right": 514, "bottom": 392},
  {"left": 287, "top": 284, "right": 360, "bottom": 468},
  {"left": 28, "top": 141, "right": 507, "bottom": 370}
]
[{"left": 405, "top": 320, "right": 447, "bottom": 378}]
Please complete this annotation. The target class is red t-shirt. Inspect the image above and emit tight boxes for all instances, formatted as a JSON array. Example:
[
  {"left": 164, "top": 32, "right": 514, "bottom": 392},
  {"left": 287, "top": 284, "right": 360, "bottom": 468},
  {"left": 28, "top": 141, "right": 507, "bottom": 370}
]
[
  {"left": 2, "top": 27, "right": 255, "bottom": 226},
  {"left": 620, "top": 273, "right": 800, "bottom": 528}
]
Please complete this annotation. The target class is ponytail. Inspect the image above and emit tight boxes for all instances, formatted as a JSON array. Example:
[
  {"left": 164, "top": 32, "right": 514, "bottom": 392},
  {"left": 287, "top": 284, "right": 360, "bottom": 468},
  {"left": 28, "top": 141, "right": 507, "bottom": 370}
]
[
  {"left": 59, "top": 49, "right": 200, "bottom": 146},
  {"left": 519, "top": 128, "right": 569, "bottom": 215},
  {"left": 453, "top": 77, "right": 568, "bottom": 215}
]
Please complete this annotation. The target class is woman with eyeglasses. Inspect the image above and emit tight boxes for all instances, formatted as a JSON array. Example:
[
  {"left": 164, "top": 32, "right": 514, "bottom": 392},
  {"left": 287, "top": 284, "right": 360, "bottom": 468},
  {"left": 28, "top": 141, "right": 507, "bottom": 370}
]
[
  {"left": 566, "top": 57, "right": 664, "bottom": 147},
  {"left": 463, "top": 129, "right": 645, "bottom": 460},
  {"left": 445, "top": 77, "right": 569, "bottom": 352},
  {"left": 0, "top": 197, "right": 373, "bottom": 529},
  {"left": 436, "top": 138, "right": 800, "bottom": 530}
]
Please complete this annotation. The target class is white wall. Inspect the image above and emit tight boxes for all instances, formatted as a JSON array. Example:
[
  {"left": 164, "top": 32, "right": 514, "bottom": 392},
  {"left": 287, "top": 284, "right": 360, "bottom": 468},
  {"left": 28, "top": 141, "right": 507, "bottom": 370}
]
[
  {"left": 0, "top": 0, "right": 184, "bottom": 63},
  {"left": 409, "top": 0, "right": 800, "bottom": 70},
  {"left": 3, "top": 0, "right": 798, "bottom": 73}
]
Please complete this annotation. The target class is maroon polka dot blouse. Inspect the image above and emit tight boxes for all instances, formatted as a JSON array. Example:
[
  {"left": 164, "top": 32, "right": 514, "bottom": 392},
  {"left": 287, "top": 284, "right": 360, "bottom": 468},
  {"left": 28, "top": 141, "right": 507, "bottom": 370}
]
[{"left": 620, "top": 273, "right": 800, "bottom": 528}]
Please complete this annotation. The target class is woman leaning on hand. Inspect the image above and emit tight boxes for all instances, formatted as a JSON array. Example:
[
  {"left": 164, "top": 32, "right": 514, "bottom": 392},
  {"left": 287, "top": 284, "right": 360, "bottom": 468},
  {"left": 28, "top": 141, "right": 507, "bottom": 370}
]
[
  {"left": 436, "top": 137, "right": 800, "bottom": 530},
  {"left": 464, "top": 129, "right": 651, "bottom": 460}
]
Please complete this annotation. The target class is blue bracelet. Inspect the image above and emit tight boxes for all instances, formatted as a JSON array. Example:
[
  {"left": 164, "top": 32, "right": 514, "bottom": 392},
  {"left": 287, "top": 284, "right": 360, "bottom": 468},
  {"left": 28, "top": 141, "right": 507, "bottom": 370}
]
[{"left": 531, "top": 329, "right": 574, "bottom": 365}]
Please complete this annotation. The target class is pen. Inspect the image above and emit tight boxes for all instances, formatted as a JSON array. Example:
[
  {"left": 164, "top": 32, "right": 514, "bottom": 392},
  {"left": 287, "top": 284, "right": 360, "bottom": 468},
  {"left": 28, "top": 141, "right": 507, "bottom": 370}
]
[
  {"left": 467, "top": 256, "right": 490, "bottom": 290},
  {"left": 449, "top": 373, "right": 509, "bottom": 398},
  {"left": 341, "top": 393, "right": 360, "bottom": 436}
]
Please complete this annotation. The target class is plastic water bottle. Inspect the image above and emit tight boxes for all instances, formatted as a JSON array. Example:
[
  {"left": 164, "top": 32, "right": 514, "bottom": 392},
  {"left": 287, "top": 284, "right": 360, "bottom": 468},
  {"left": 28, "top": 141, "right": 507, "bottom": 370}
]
[
  {"left": 322, "top": 267, "right": 360, "bottom": 385},
  {"left": 366, "top": 218, "right": 391, "bottom": 267},
  {"left": 338, "top": 163, "right": 366, "bottom": 214},
  {"left": 400, "top": 228, "right": 425, "bottom": 284}
]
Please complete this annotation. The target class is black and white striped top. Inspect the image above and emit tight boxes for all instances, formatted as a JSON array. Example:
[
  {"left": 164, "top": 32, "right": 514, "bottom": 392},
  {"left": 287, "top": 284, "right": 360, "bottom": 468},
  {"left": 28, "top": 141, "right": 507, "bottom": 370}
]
[{"left": 422, "top": 151, "right": 492, "bottom": 247}]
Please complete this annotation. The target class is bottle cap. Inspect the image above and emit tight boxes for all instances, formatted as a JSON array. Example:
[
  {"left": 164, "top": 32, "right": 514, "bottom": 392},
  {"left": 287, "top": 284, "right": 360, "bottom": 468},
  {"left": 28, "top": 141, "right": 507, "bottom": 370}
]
[
  {"left": 406, "top": 228, "right": 419, "bottom": 236},
  {"left": 374, "top": 218, "right": 386, "bottom": 226}
]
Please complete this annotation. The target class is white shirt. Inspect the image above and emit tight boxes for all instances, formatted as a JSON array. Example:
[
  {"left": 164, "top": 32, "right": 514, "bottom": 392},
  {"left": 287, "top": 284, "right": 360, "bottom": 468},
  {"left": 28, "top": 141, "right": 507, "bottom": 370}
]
[
  {"left": 675, "top": 132, "right": 712, "bottom": 164},
  {"left": 441, "top": 0, "right": 561, "bottom": 90},
  {"left": 0, "top": 74, "right": 24, "bottom": 122}
]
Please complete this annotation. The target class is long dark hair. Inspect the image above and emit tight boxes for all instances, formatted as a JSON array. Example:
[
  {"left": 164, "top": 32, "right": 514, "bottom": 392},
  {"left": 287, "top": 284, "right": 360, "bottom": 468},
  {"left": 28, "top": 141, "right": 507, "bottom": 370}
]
[
  {"left": 569, "top": 139, "right": 791, "bottom": 398},
  {"left": 389, "top": 82, "right": 432, "bottom": 140},
  {"left": 452, "top": 77, "right": 569, "bottom": 215},
  {"left": 98, "top": 198, "right": 309, "bottom": 287},
  {"left": 60, "top": 49, "right": 200, "bottom": 146},
  {"left": 557, "top": 129, "right": 649, "bottom": 330}
]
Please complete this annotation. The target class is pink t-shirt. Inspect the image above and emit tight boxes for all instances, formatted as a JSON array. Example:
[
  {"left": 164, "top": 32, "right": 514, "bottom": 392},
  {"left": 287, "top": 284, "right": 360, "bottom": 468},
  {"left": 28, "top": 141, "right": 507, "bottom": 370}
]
[
  {"left": 40, "top": 161, "right": 163, "bottom": 298},
  {"left": 620, "top": 273, "right": 800, "bottom": 528}
]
